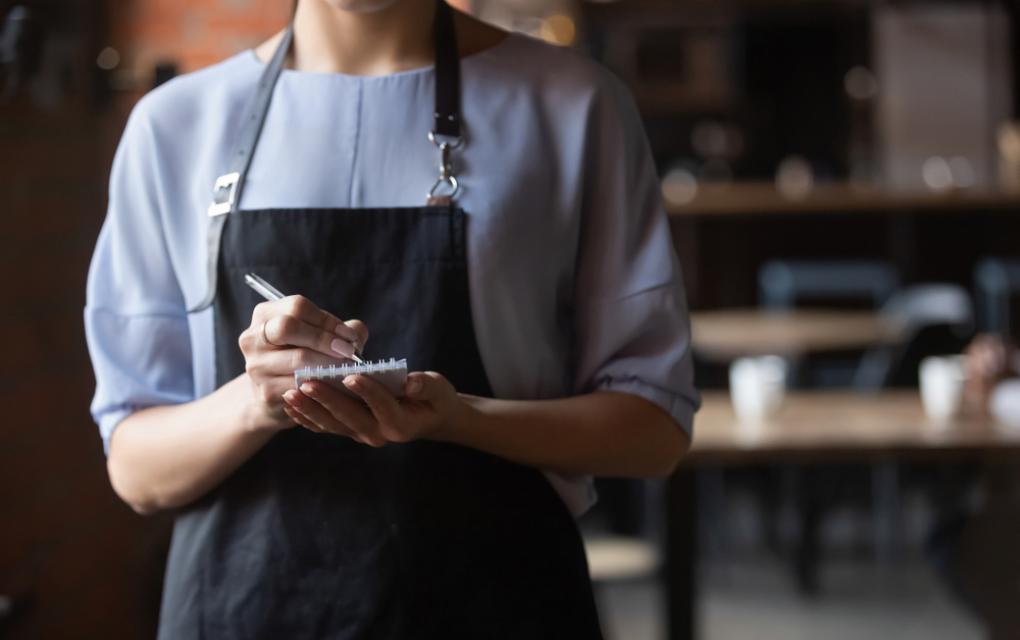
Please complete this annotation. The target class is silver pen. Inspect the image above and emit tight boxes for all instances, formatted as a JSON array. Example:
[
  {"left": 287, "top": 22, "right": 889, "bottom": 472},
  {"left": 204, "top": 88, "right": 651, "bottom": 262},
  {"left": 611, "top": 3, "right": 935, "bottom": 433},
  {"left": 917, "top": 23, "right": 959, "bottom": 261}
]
[{"left": 244, "top": 272, "right": 365, "bottom": 364}]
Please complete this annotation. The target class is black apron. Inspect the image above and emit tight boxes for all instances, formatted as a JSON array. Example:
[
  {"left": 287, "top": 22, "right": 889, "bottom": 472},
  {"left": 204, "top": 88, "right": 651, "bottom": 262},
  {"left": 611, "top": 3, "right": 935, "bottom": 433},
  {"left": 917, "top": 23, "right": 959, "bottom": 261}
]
[{"left": 160, "top": 3, "right": 603, "bottom": 638}]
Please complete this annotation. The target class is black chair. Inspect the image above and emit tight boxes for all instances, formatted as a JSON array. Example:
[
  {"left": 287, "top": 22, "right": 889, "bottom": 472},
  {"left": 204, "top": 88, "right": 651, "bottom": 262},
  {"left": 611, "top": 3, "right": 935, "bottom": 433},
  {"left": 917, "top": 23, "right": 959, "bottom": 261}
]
[
  {"left": 974, "top": 257, "right": 1020, "bottom": 336},
  {"left": 760, "top": 259, "right": 900, "bottom": 387},
  {"left": 759, "top": 259, "right": 900, "bottom": 311},
  {"left": 854, "top": 284, "right": 975, "bottom": 390}
]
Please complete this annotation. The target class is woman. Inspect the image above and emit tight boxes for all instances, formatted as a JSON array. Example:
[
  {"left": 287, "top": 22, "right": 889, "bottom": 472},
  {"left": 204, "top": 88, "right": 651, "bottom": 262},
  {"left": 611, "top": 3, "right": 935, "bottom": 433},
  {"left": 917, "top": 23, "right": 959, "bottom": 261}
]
[{"left": 84, "top": 0, "right": 699, "bottom": 637}]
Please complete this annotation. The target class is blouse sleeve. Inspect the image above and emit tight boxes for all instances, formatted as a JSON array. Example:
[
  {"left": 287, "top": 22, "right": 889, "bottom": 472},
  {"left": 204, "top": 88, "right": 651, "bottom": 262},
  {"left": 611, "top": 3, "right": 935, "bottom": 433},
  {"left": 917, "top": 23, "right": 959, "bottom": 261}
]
[
  {"left": 84, "top": 98, "right": 194, "bottom": 453},
  {"left": 571, "top": 70, "right": 700, "bottom": 435}
]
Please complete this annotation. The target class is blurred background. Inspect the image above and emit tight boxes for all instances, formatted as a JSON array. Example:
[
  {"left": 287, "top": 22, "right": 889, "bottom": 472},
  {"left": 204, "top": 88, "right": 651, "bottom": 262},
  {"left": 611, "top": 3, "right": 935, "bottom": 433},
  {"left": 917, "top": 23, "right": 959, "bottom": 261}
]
[{"left": 2, "top": 0, "right": 1020, "bottom": 638}]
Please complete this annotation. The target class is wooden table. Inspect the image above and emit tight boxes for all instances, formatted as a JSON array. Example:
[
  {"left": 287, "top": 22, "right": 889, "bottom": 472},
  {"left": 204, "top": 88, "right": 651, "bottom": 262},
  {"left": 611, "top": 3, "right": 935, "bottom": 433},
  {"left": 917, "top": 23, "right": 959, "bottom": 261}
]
[
  {"left": 691, "top": 308, "right": 906, "bottom": 362},
  {"left": 689, "top": 391, "right": 1020, "bottom": 463},
  {"left": 666, "top": 391, "right": 1020, "bottom": 640}
]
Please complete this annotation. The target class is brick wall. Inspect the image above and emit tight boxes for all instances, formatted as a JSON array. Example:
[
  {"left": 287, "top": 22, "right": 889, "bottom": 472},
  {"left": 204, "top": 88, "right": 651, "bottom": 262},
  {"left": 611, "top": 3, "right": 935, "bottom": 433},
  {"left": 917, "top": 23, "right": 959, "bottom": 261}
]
[
  {"left": 108, "top": 0, "right": 291, "bottom": 84},
  {"left": 106, "top": 0, "right": 474, "bottom": 88}
]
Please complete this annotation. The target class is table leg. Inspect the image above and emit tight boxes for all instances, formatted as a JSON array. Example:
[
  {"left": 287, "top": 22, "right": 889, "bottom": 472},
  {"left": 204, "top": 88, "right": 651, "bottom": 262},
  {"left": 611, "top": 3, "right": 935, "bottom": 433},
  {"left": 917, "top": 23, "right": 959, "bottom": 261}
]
[{"left": 666, "top": 467, "right": 697, "bottom": 640}]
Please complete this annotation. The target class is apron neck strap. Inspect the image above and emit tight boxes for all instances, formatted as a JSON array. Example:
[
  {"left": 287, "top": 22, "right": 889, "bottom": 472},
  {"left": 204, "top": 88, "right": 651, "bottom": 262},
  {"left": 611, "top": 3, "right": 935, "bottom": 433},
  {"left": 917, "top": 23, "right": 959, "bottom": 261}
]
[
  {"left": 191, "top": 2, "right": 463, "bottom": 314},
  {"left": 208, "top": 0, "right": 461, "bottom": 218},
  {"left": 431, "top": 0, "right": 461, "bottom": 139},
  {"left": 205, "top": 22, "right": 293, "bottom": 218}
]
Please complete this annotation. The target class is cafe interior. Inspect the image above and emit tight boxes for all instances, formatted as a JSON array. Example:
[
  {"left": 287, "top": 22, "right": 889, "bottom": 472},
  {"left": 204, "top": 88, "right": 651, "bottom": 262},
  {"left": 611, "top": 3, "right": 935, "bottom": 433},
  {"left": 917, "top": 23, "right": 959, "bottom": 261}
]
[{"left": 3, "top": 0, "right": 1020, "bottom": 638}]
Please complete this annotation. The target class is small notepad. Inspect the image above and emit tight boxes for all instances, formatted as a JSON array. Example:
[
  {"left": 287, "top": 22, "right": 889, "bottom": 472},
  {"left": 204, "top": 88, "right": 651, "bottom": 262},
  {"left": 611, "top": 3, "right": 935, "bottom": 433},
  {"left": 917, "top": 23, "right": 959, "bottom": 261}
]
[{"left": 294, "top": 358, "right": 408, "bottom": 398}]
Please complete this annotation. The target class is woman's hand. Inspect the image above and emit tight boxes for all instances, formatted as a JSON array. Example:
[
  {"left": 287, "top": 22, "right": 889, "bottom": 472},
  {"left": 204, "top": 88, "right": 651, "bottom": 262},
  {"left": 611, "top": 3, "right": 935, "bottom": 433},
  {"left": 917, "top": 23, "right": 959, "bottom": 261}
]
[
  {"left": 239, "top": 294, "right": 369, "bottom": 433},
  {"left": 281, "top": 371, "right": 465, "bottom": 446},
  {"left": 965, "top": 333, "right": 1017, "bottom": 410}
]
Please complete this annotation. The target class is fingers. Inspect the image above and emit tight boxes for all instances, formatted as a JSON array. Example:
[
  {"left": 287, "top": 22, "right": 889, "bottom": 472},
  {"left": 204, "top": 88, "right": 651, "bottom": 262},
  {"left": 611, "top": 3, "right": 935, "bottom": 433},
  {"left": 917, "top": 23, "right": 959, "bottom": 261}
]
[
  {"left": 405, "top": 371, "right": 450, "bottom": 403},
  {"left": 261, "top": 312, "right": 357, "bottom": 360},
  {"left": 342, "top": 319, "right": 369, "bottom": 356},
  {"left": 968, "top": 334, "right": 1010, "bottom": 379},
  {"left": 344, "top": 375, "right": 402, "bottom": 431},
  {"left": 248, "top": 295, "right": 369, "bottom": 360},
  {"left": 297, "top": 381, "right": 386, "bottom": 447},
  {"left": 283, "top": 402, "right": 317, "bottom": 431},
  {"left": 247, "top": 348, "right": 340, "bottom": 381},
  {"left": 285, "top": 388, "right": 356, "bottom": 438},
  {"left": 293, "top": 374, "right": 452, "bottom": 446},
  {"left": 252, "top": 295, "right": 330, "bottom": 329}
]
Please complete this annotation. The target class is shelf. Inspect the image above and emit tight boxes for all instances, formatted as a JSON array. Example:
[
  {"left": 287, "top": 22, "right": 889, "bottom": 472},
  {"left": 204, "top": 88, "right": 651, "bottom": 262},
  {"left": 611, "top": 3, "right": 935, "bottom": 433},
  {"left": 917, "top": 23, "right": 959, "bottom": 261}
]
[{"left": 666, "top": 182, "right": 1020, "bottom": 217}]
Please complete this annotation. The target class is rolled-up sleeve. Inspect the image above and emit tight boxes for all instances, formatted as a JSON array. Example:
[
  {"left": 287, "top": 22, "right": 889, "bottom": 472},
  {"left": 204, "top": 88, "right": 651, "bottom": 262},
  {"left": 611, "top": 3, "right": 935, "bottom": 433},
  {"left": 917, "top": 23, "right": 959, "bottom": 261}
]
[
  {"left": 571, "top": 71, "right": 700, "bottom": 435},
  {"left": 84, "top": 98, "right": 194, "bottom": 453}
]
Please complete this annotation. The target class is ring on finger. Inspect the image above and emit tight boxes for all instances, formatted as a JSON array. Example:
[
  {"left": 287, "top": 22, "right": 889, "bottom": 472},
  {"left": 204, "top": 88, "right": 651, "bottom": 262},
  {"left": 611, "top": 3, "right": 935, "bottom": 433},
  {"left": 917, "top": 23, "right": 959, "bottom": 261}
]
[{"left": 261, "top": 319, "right": 275, "bottom": 347}]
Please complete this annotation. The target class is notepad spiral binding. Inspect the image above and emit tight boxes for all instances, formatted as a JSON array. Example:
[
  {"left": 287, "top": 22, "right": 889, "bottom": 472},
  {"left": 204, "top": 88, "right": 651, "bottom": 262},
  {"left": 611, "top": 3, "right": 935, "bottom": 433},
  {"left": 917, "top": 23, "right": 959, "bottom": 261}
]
[{"left": 294, "top": 358, "right": 408, "bottom": 397}]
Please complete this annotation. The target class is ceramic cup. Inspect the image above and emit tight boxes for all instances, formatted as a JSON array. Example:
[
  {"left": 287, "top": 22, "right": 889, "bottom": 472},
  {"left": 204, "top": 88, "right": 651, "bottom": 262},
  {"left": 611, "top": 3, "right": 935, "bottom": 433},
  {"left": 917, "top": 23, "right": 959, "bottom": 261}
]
[
  {"left": 919, "top": 355, "right": 967, "bottom": 422},
  {"left": 990, "top": 379, "right": 1020, "bottom": 430},
  {"left": 729, "top": 355, "right": 788, "bottom": 421}
]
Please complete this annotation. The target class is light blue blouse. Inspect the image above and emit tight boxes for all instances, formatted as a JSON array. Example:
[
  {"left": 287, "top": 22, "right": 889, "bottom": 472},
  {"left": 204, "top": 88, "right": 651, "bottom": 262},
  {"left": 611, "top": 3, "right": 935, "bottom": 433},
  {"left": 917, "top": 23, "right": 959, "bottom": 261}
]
[{"left": 83, "top": 31, "right": 700, "bottom": 516}]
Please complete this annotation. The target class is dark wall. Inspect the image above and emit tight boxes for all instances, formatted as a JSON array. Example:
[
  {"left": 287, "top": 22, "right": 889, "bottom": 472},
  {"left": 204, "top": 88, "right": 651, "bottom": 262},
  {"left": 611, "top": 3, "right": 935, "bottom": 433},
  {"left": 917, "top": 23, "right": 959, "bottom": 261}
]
[{"left": 0, "top": 2, "right": 170, "bottom": 637}]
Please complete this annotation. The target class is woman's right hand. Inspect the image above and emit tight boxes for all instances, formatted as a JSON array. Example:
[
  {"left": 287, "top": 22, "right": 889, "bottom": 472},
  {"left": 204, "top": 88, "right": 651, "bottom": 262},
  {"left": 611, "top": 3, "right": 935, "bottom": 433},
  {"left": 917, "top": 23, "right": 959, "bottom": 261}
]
[
  {"left": 964, "top": 333, "right": 1017, "bottom": 411},
  {"left": 238, "top": 295, "right": 369, "bottom": 432}
]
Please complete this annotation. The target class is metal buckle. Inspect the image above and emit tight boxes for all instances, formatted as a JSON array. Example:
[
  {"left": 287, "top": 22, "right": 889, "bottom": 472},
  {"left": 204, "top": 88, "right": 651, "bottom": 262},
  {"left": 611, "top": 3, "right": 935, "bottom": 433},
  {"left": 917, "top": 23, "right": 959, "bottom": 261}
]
[
  {"left": 427, "top": 130, "right": 464, "bottom": 150},
  {"left": 426, "top": 131, "right": 463, "bottom": 205},
  {"left": 427, "top": 175, "right": 459, "bottom": 206},
  {"left": 207, "top": 172, "right": 240, "bottom": 217}
]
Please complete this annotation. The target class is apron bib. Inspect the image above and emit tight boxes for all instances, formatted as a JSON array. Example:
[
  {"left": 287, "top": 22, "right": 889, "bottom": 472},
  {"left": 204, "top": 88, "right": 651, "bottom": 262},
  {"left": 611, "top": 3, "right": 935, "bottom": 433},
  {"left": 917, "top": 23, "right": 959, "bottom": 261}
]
[{"left": 159, "top": 3, "right": 603, "bottom": 638}]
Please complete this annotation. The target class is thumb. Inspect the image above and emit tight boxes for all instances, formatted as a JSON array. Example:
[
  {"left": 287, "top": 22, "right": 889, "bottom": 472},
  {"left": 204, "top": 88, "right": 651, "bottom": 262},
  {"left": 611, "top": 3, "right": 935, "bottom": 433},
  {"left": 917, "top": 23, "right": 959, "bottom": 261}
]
[
  {"left": 405, "top": 371, "right": 449, "bottom": 401},
  {"left": 341, "top": 319, "right": 369, "bottom": 355}
]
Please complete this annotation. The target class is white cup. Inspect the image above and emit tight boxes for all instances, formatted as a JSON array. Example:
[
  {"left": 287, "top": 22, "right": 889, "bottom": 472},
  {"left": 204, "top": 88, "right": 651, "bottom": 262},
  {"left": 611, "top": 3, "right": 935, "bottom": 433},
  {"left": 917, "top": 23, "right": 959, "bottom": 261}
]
[
  {"left": 990, "top": 379, "right": 1020, "bottom": 430},
  {"left": 729, "top": 356, "right": 788, "bottom": 421},
  {"left": 919, "top": 355, "right": 966, "bottom": 422}
]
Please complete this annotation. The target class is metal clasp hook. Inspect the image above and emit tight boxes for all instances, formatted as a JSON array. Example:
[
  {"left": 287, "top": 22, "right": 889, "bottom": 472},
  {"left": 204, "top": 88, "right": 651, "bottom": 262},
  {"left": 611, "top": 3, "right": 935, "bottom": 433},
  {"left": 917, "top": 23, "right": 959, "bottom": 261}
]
[{"left": 426, "top": 130, "right": 464, "bottom": 205}]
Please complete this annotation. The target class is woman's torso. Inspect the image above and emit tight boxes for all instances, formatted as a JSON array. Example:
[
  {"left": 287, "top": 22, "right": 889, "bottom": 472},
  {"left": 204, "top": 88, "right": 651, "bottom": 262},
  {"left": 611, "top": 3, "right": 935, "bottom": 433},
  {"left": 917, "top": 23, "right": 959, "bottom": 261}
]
[{"left": 136, "top": 32, "right": 622, "bottom": 515}]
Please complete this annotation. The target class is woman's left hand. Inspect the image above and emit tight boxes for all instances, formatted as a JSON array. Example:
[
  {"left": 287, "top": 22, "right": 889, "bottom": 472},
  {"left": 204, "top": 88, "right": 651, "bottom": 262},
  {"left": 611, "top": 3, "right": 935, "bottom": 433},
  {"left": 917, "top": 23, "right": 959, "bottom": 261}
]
[{"left": 282, "top": 371, "right": 465, "bottom": 446}]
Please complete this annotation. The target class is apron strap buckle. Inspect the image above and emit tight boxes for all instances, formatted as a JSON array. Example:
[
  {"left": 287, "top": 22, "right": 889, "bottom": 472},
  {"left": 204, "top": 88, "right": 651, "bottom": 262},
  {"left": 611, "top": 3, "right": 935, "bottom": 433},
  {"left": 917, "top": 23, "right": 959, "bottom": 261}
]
[
  {"left": 427, "top": 131, "right": 463, "bottom": 204},
  {"left": 207, "top": 172, "right": 241, "bottom": 217}
]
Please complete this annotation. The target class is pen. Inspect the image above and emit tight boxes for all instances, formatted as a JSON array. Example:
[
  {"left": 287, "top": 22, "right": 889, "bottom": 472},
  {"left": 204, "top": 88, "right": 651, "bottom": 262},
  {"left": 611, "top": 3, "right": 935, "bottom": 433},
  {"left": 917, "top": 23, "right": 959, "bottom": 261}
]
[{"left": 244, "top": 272, "right": 365, "bottom": 364}]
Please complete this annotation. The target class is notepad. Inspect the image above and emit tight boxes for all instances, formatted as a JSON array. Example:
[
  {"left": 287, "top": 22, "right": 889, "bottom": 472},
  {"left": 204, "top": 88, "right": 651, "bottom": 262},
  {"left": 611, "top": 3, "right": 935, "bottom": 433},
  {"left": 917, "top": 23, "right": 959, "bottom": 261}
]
[{"left": 294, "top": 358, "right": 408, "bottom": 398}]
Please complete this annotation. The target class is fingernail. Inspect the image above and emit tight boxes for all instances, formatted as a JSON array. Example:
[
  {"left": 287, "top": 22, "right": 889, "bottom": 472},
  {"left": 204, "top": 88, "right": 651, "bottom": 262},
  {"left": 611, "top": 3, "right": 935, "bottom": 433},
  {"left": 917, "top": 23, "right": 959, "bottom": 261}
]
[
  {"left": 344, "top": 376, "right": 359, "bottom": 389},
  {"left": 300, "top": 383, "right": 315, "bottom": 395},
  {"left": 408, "top": 378, "right": 423, "bottom": 394},
  {"left": 335, "top": 322, "right": 357, "bottom": 340},
  {"left": 283, "top": 390, "right": 297, "bottom": 404},
  {"left": 331, "top": 338, "right": 352, "bottom": 357}
]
